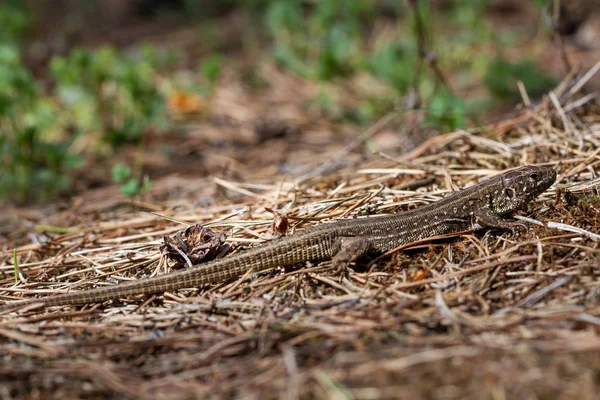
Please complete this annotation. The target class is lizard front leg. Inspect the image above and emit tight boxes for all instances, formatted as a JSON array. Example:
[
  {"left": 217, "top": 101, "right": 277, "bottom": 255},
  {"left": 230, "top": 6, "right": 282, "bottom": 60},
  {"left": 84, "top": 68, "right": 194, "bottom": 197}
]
[
  {"left": 475, "top": 208, "right": 528, "bottom": 234},
  {"left": 330, "top": 237, "right": 373, "bottom": 276}
]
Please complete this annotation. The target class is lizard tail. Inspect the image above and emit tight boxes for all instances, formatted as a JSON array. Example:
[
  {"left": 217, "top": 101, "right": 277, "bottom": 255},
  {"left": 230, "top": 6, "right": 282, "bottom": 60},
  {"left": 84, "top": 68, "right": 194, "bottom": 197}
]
[
  {"left": 0, "top": 259, "right": 230, "bottom": 314},
  {"left": 0, "top": 245, "right": 269, "bottom": 314},
  {"left": 0, "top": 275, "right": 180, "bottom": 314}
]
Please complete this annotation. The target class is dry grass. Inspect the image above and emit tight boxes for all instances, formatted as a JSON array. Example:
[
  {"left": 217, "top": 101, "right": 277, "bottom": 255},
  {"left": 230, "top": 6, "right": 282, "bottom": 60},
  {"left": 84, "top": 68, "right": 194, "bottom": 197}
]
[{"left": 1, "top": 65, "right": 600, "bottom": 399}]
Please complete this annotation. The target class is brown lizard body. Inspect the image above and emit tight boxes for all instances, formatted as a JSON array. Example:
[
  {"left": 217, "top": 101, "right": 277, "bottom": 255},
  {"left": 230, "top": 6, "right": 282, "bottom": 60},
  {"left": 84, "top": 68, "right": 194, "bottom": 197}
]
[{"left": 0, "top": 165, "right": 556, "bottom": 313}]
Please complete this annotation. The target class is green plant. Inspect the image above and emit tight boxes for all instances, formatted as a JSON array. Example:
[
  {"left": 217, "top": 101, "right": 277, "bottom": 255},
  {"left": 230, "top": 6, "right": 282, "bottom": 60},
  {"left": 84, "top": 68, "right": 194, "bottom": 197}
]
[
  {"left": 483, "top": 58, "right": 557, "bottom": 100},
  {"left": 0, "top": 1, "right": 31, "bottom": 44},
  {"left": 0, "top": 45, "right": 82, "bottom": 202},
  {"left": 312, "top": 89, "right": 342, "bottom": 120},
  {"left": 447, "top": 0, "right": 489, "bottom": 28},
  {"left": 346, "top": 97, "right": 397, "bottom": 126},
  {"left": 199, "top": 54, "right": 224, "bottom": 92},
  {"left": 111, "top": 163, "right": 152, "bottom": 198},
  {"left": 265, "top": 0, "right": 374, "bottom": 81},
  {"left": 50, "top": 45, "right": 168, "bottom": 150},
  {"left": 368, "top": 41, "right": 414, "bottom": 94},
  {"left": 425, "top": 88, "right": 467, "bottom": 130}
]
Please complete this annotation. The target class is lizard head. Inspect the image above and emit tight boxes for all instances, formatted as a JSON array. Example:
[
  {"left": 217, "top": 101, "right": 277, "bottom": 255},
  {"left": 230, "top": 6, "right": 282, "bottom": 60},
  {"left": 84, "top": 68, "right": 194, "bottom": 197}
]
[{"left": 491, "top": 165, "right": 556, "bottom": 215}]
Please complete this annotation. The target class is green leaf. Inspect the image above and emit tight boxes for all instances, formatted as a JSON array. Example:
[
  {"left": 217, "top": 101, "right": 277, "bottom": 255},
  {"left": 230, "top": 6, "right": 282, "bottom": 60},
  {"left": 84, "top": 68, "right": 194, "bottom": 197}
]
[
  {"left": 0, "top": 2, "right": 31, "bottom": 43},
  {"left": 425, "top": 89, "right": 467, "bottom": 130},
  {"left": 120, "top": 178, "right": 140, "bottom": 198},
  {"left": 368, "top": 42, "right": 413, "bottom": 94},
  {"left": 200, "top": 55, "right": 224, "bottom": 86},
  {"left": 483, "top": 58, "right": 558, "bottom": 100},
  {"left": 111, "top": 164, "right": 132, "bottom": 183}
]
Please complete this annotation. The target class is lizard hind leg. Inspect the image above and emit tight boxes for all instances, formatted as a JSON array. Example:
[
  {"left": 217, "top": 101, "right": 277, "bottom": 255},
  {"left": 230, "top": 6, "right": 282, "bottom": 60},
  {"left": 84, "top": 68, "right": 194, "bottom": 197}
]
[{"left": 330, "top": 237, "right": 373, "bottom": 278}]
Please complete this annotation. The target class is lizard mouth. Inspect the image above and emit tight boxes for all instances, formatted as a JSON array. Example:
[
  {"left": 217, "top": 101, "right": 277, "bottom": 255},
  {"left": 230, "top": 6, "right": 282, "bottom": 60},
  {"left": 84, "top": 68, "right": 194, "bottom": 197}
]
[{"left": 534, "top": 166, "right": 557, "bottom": 195}]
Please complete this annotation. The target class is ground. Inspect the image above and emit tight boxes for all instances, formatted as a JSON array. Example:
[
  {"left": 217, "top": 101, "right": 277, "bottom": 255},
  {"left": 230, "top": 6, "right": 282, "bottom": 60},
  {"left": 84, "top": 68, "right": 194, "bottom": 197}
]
[{"left": 1, "top": 2, "right": 600, "bottom": 399}]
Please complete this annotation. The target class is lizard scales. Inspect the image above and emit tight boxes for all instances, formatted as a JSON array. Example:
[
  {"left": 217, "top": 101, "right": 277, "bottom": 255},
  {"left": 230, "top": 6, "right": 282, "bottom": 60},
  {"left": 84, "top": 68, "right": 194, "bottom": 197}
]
[{"left": 0, "top": 165, "right": 556, "bottom": 312}]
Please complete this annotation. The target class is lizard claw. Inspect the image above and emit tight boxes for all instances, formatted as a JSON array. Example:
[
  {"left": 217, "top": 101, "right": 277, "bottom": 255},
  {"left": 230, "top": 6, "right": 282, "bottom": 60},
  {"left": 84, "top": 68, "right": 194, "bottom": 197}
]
[
  {"left": 508, "top": 222, "right": 530, "bottom": 236},
  {"left": 328, "top": 263, "right": 350, "bottom": 282}
]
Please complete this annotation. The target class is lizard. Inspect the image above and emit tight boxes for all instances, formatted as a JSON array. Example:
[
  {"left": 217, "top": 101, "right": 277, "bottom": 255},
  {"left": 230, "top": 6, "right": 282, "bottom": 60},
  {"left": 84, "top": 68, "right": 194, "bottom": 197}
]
[{"left": 0, "top": 165, "right": 556, "bottom": 313}]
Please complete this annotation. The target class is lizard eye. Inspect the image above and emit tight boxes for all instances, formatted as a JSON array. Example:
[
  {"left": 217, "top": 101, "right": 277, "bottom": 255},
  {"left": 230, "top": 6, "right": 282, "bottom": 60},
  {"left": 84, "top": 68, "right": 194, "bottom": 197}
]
[
  {"left": 529, "top": 173, "right": 539, "bottom": 181},
  {"left": 505, "top": 188, "right": 515, "bottom": 199}
]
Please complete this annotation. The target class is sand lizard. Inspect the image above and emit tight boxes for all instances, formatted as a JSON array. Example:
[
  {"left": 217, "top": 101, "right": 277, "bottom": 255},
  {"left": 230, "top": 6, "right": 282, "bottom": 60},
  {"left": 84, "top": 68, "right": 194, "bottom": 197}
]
[{"left": 0, "top": 165, "right": 556, "bottom": 313}]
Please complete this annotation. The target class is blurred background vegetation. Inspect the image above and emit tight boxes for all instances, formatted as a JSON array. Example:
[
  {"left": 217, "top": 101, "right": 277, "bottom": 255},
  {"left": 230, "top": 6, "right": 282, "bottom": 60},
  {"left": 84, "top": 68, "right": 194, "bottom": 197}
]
[{"left": 0, "top": 0, "right": 582, "bottom": 203}]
